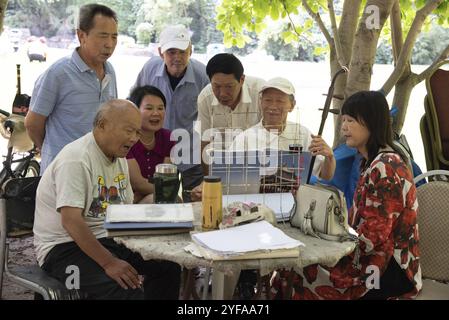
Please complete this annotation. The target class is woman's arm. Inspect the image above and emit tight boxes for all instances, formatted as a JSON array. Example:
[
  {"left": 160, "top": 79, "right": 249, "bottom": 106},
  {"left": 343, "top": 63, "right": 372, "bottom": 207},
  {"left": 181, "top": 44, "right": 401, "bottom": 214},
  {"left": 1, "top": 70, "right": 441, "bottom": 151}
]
[
  {"left": 319, "top": 154, "right": 336, "bottom": 180},
  {"left": 355, "top": 156, "right": 405, "bottom": 253},
  {"left": 127, "top": 158, "right": 154, "bottom": 196},
  {"left": 308, "top": 134, "right": 336, "bottom": 180}
]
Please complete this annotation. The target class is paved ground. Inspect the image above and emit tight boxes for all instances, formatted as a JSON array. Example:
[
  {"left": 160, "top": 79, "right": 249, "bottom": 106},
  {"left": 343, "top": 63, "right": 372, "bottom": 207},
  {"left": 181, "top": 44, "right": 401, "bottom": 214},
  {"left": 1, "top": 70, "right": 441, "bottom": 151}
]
[{"left": 1, "top": 236, "right": 34, "bottom": 300}]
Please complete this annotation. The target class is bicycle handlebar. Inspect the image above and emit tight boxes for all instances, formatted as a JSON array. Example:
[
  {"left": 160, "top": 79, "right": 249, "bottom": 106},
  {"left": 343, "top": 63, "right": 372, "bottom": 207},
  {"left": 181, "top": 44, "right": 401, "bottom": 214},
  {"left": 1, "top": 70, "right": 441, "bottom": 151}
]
[{"left": 0, "top": 109, "right": 11, "bottom": 117}]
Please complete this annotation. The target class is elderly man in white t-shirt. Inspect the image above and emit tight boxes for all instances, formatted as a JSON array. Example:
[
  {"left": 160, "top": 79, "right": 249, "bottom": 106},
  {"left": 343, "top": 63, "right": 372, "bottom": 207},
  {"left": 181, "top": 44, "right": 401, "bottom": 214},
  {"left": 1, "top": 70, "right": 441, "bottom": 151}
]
[
  {"left": 230, "top": 77, "right": 336, "bottom": 180},
  {"left": 33, "top": 99, "right": 181, "bottom": 299}
]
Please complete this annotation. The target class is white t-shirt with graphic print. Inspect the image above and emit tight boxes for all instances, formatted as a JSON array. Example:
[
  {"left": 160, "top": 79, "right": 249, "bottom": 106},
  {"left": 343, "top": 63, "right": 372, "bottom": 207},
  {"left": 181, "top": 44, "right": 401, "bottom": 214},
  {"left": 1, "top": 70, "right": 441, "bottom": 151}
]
[{"left": 33, "top": 132, "right": 134, "bottom": 266}]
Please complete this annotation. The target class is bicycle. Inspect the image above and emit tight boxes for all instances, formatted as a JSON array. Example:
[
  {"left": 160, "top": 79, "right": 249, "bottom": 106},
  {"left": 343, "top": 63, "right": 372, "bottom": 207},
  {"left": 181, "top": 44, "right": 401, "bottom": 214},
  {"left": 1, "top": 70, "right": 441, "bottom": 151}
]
[{"left": 0, "top": 108, "right": 40, "bottom": 194}]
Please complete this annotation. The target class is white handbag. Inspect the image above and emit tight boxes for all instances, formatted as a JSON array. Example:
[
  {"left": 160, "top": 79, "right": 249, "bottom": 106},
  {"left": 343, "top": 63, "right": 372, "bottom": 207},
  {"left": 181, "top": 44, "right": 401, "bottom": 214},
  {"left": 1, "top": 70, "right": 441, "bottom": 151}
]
[{"left": 290, "top": 184, "right": 357, "bottom": 242}]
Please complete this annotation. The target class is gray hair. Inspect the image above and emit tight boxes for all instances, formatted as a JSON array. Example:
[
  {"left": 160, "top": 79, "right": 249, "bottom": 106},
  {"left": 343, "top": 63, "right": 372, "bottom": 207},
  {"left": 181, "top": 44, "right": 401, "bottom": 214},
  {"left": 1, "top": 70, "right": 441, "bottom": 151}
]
[{"left": 93, "top": 99, "right": 138, "bottom": 128}]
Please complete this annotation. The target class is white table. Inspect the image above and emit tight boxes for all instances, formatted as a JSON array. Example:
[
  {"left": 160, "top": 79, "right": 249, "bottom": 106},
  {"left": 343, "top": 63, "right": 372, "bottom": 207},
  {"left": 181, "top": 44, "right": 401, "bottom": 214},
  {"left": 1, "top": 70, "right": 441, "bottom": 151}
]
[{"left": 114, "top": 202, "right": 356, "bottom": 299}]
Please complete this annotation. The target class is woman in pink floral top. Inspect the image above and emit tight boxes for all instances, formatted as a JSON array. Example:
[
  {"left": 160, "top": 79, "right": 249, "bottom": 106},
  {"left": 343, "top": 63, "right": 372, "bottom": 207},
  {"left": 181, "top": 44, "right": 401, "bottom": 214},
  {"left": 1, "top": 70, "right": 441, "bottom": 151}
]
[{"left": 272, "top": 91, "right": 422, "bottom": 300}]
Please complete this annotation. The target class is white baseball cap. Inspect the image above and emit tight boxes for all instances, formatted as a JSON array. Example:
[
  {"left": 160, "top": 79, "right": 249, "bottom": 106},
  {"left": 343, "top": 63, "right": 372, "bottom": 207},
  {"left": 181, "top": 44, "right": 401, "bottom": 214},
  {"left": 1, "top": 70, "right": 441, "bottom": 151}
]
[
  {"left": 260, "top": 77, "right": 295, "bottom": 95},
  {"left": 159, "top": 25, "right": 191, "bottom": 54}
]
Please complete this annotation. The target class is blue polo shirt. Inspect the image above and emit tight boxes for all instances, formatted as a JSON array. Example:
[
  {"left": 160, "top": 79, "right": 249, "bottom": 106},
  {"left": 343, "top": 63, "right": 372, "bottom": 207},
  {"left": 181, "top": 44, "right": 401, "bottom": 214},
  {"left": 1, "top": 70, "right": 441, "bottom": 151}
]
[
  {"left": 133, "top": 57, "right": 209, "bottom": 171},
  {"left": 30, "top": 49, "right": 117, "bottom": 173}
]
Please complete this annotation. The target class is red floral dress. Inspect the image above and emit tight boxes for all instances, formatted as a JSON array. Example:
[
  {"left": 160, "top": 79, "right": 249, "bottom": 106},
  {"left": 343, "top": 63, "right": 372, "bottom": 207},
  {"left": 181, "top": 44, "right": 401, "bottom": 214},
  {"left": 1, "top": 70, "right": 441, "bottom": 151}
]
[{"left": 271, "top": 152, "right": 422, "bottom": 299}]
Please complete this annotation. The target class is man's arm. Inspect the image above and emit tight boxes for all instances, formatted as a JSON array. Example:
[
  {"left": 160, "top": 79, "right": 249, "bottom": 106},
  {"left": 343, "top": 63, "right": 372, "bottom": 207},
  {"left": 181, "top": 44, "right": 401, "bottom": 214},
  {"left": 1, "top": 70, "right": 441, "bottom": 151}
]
[
  {"left": 127, "top": 159, "right": 154, "bottom": 196},
  {"left": 196, "top": 89, "right": 213, "bottom": 175},
  {"left": 60, "top": 206, "right": 141, "bottom": 290},
  {"left": 24, "top": 110, "right": 47, "bottom": 149},
  {"left": 201, "top": 141, "right": 210, "bottom": 176}
]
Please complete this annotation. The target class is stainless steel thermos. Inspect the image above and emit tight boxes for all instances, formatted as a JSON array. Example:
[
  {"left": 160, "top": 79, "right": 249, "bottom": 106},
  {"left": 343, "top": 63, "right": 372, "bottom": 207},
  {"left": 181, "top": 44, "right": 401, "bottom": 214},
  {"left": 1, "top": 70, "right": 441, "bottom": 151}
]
[{"left": 153, "top": 163, "right": 180, "bottom": 204}]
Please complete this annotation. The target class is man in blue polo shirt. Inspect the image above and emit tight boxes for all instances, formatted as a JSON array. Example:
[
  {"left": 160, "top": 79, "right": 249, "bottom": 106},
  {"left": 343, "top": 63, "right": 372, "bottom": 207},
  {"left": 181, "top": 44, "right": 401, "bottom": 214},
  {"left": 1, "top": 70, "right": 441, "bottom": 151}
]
[
  {"left": 132, "top": 25, "right": 209, "bottom": 202},
  {"left": 25, "top": 4, "right": 118, "bottom": 173}
]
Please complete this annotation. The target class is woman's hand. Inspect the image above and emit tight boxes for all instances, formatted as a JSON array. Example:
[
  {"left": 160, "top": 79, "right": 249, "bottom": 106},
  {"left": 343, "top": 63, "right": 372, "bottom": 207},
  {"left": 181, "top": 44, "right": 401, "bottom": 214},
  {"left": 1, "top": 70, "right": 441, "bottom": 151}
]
[{"left": 308, "top": 134, "right": 334, "bottom": 159}]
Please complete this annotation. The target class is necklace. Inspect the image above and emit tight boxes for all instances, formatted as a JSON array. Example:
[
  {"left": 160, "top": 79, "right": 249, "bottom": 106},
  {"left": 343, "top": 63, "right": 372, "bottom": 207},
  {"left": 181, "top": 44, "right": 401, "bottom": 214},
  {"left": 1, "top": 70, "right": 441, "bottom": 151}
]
[{"left": 140, "top": 135, "right": 155, "bottom": 147}]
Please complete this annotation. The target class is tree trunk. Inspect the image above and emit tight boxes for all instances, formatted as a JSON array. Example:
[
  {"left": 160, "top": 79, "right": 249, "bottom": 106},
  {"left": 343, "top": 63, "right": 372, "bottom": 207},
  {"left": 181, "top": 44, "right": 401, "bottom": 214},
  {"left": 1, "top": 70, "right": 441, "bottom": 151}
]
[
  {"left": 329, "top": 0, "right": 361, "bottom": 146},
  {"left": 0, "top": 0, "right": 8, "bottom": 34},
  {"left": 391, "top": 71, "right": 417, "bottom": 134},
  {"left": 346, "top": 0, "right": 395, "bottom": 96},
  {"left": 332, "top": 0, "right": 395, "bottom": 147},
  {"left": 330, "top": 50, "right": 349, "bottom": 147}
]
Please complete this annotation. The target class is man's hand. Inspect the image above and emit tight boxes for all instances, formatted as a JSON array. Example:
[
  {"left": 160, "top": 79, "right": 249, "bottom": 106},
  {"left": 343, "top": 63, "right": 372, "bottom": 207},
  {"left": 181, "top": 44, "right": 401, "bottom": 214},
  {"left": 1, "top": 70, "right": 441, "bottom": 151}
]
[
  {"left": 60, "top": 206, "right": 142, "bottom": 291},
  {"left": 191, "top": 182, "right": 203, "bottom": 202},
  {"left": 102, "top": 257, "right": 141, "bottom": 290}
]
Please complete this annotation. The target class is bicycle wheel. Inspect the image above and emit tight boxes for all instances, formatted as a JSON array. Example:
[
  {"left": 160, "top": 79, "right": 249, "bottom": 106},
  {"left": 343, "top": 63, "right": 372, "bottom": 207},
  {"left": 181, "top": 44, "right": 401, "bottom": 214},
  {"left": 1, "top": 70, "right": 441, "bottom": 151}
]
[{"left": 25, "top": 160, "right": 40, "bottom": 177}]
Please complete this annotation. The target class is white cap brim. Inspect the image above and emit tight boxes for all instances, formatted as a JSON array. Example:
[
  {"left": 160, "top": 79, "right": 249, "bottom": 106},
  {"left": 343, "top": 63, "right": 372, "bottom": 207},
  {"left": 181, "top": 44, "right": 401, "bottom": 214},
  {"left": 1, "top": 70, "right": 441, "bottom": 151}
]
[
  {"left": 260, "top": 84, "right": 294, "bottom": 95},
  {"left": 160, "top": 40, "right": 190, "bottom": 53}
]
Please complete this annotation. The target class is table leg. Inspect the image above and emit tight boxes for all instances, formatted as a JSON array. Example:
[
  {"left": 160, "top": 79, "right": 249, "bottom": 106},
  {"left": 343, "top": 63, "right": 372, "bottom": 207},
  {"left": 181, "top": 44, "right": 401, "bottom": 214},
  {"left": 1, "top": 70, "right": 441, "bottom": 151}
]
[
  {"left": 202, "top": 267, "right": 211, "bottom": 300},
  {"left": 211, "top": 269, "right": 240, "bottom": 300}
]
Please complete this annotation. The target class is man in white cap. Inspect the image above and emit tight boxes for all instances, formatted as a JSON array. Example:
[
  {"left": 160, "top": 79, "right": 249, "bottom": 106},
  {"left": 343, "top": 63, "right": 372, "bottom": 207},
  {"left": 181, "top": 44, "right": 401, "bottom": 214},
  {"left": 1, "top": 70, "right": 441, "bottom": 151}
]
[
  {"left": 192, "top": 78, "right": 336, "bottom": 299},
  {"left": 191, "top": 77, "right": 336, "bottom": 201},
  {"left": 132, "top": 25, "right": 209, "bottom": 202},
  {"left": 230, "top": 77, "right": 336, "bottom": 180}
]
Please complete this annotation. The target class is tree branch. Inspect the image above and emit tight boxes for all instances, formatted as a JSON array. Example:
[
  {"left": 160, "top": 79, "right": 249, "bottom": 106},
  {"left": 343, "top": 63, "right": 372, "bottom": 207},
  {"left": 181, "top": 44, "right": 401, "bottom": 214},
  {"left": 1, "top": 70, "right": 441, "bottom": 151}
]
[
  {"left": 337, "top": 0, "right": 362, "bottom": 68},
  {"left": 301, "top": 0, "right": 334, "bottom": 46},
  {"left": 381, "top": 0, "right": 444, "bottom": 94},
  {"left": 280, "top": 0, "right": 315, "bottom": 47},
  {"left": 328, "top": 0, "right": 346, "bottom": 67},
  {"left": 0, "top": 0, "right": 8, "bottom": 34},
  {"left": 390, "top": 0, "right": 403, "bottom": 64},
  {"left": 417, "top": 43, "right": 449, "bottom": 83}
]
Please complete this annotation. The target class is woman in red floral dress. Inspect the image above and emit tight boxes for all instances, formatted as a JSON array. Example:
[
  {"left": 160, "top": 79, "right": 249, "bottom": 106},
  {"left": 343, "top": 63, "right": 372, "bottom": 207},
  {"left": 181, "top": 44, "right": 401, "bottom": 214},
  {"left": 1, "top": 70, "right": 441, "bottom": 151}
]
[{"left": 271, "top": 91, "right": 422, "bottom": 299}]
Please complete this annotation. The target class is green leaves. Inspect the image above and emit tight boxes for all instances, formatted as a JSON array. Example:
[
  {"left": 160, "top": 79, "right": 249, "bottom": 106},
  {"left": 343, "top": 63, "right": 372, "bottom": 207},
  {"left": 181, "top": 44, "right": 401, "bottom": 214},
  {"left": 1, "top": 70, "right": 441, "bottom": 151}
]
[
  {"left": 281, "top": 30, "right": 299, "bottom": 43},
  {"left": 230, "top": 14, "right": 241, "bottom": 30},
  {"left": 313, "top": 46, "right": 328, "bottom": 56},
  {"left": 270, "top": 4, "right": 280, "bottom": 20},
  {"left": 415, "top": 0, "right": 427, "bottom": 10},
  {"left": 254, "top": 22, "right": 267, "bottom": 34},
  {"left": 217, "top": 0, "right": 449, "bottom": 53}
]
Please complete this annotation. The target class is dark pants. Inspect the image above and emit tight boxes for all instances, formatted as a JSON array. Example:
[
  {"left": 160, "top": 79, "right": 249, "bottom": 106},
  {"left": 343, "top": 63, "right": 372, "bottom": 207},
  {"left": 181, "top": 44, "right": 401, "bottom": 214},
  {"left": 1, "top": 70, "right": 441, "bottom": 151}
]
[
  {"left": 181, "top": 165, "right": 204, "bottom": 202},
  {"left": 42, "top": 238, "right": 181, "bottom": 300},
  {"left": 360, "top": 258, "right": 414, "bottom": 300}
]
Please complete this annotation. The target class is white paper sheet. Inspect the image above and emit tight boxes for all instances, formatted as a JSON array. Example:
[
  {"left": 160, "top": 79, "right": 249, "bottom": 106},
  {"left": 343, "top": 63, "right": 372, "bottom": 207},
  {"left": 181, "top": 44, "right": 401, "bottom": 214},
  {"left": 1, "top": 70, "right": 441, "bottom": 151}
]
[
  {"left": 184, "top": 242, "right": 300, "bottom": 260},
  {"left": 191, "top": 221, "right": 304, "bottom": 258}
]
